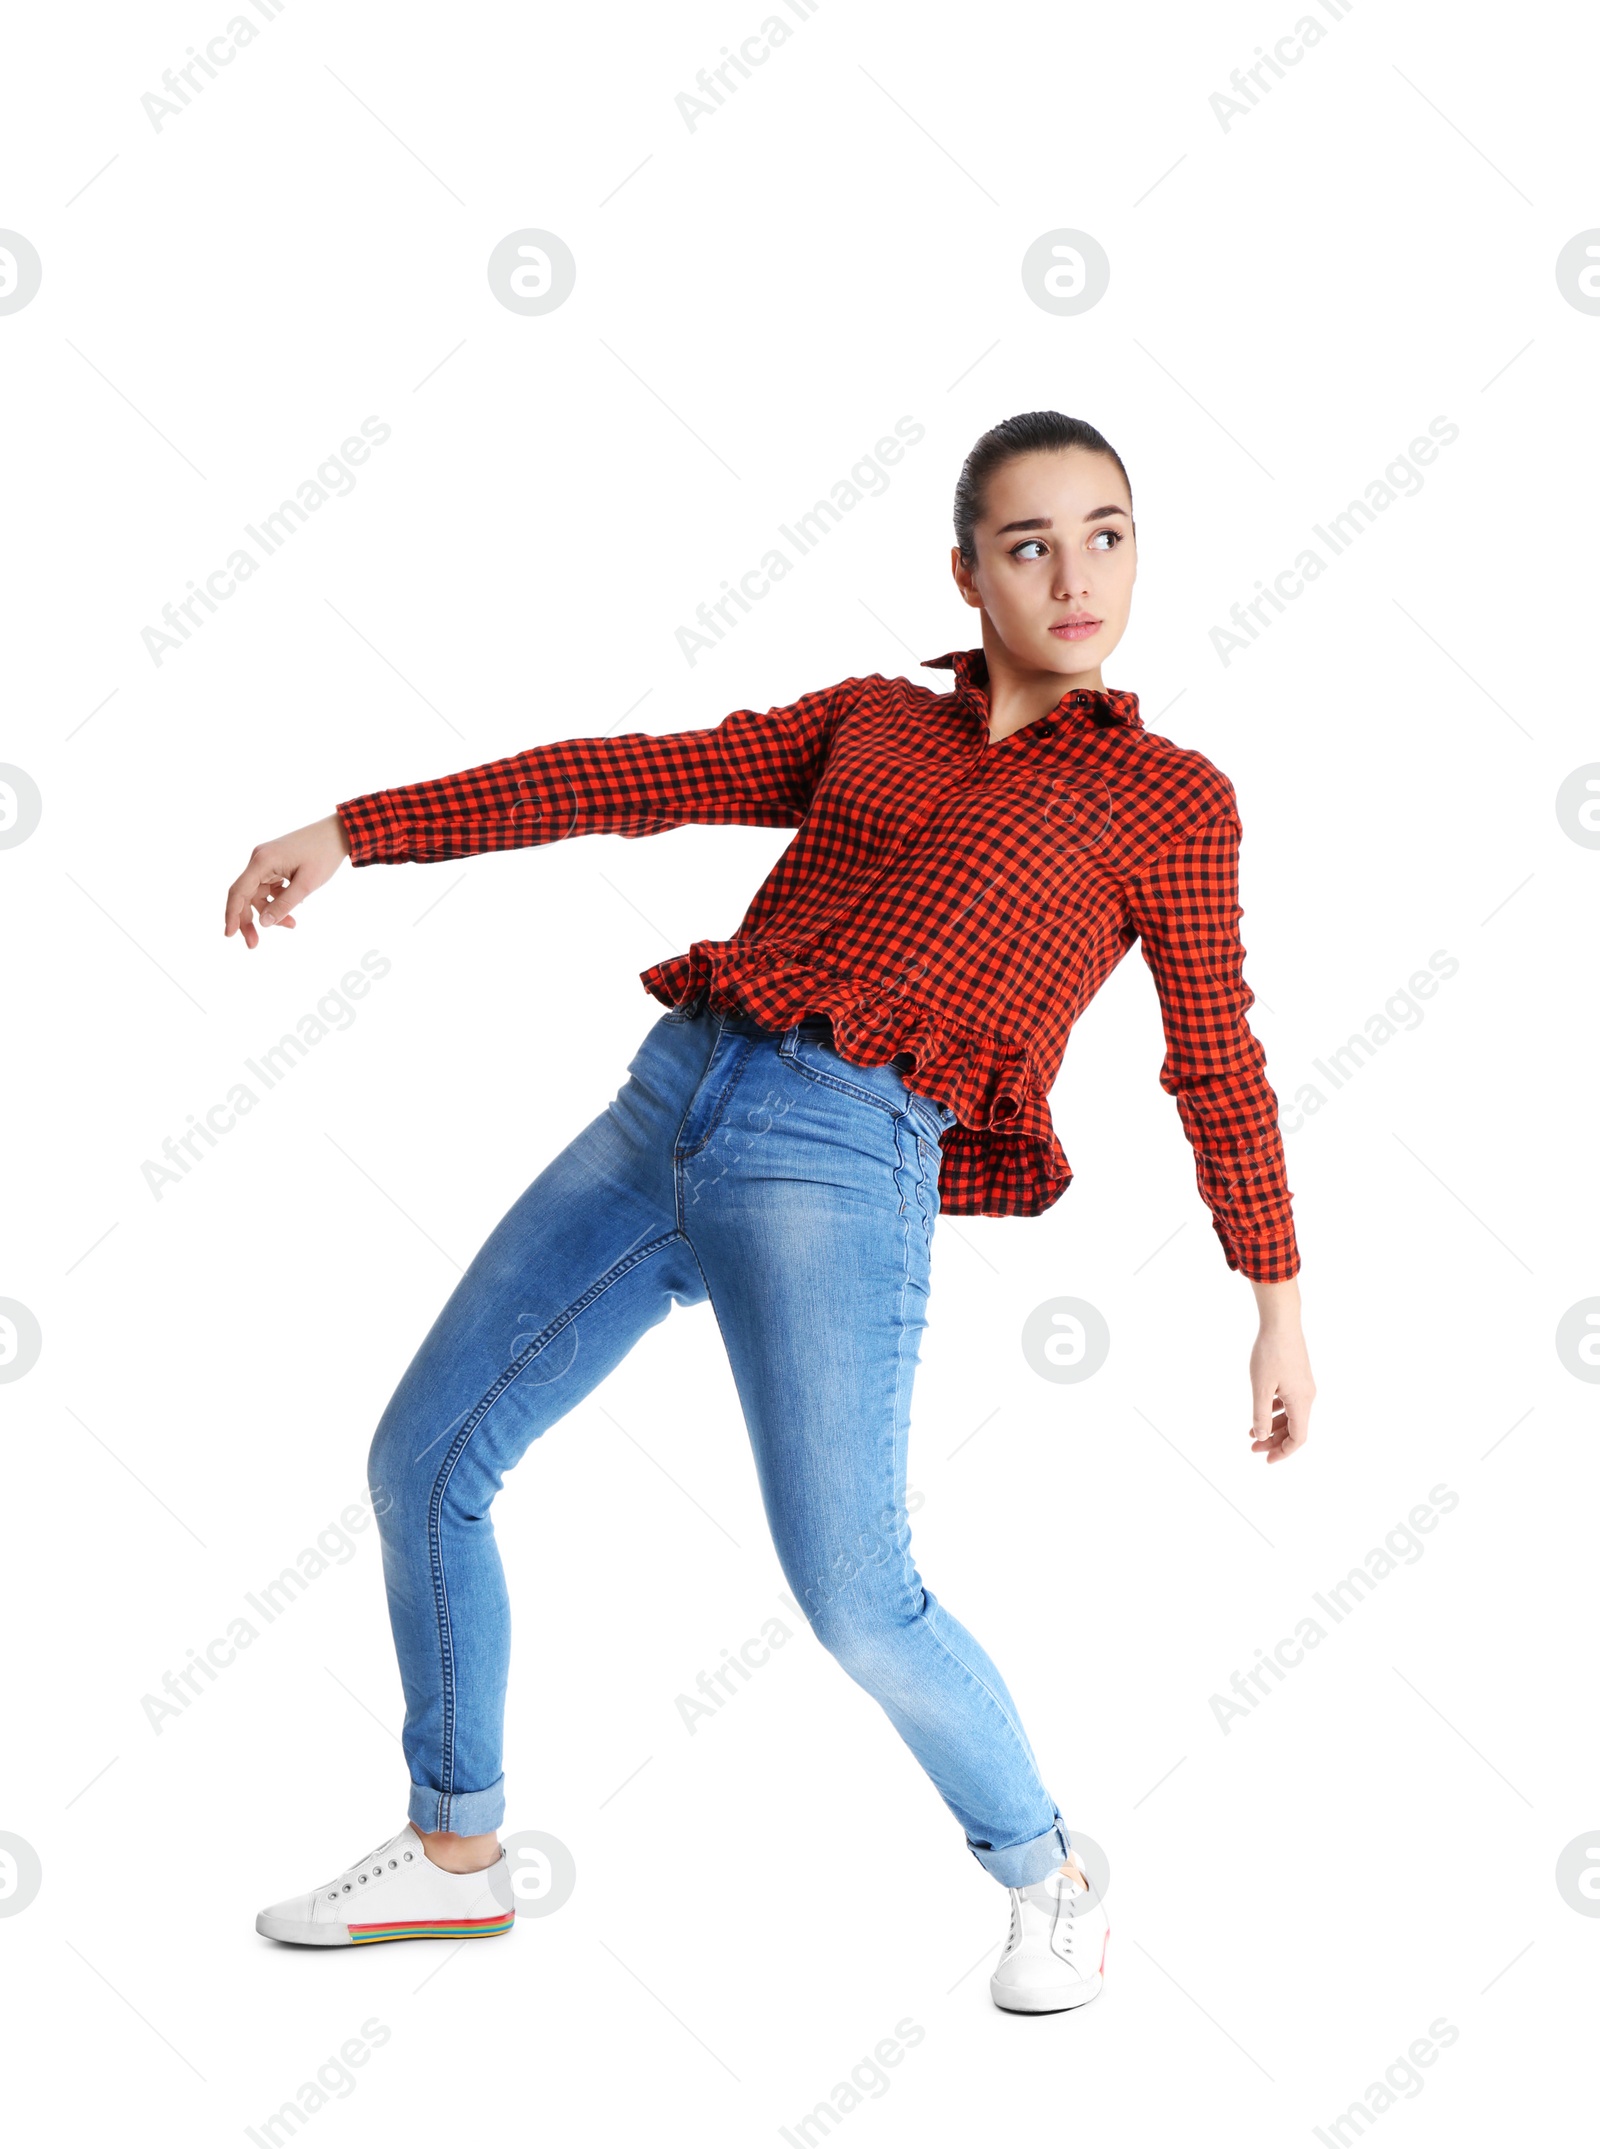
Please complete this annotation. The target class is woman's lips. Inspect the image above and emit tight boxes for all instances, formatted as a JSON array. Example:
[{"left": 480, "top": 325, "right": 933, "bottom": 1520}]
[{"left": 1050, "top": 618, "right": 1101, "bottom": 641}]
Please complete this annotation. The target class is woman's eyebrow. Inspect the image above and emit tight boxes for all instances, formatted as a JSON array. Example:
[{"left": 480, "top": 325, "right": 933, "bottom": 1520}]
[{"left": 994, "top": 506, "right": 1130, "bottom": 534}]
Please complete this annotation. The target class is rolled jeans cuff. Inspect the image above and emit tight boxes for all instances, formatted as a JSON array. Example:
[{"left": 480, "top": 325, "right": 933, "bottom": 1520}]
[
  {"left": 968, "top": 1812, "right": 1071, "bottom": 1889},
  {"left": 407, "top": 1775, "right": 505, "bottom": 1837}
]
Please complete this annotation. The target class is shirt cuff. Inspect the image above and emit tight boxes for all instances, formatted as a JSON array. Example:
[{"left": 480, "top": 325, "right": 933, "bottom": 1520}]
[
  {"left": 336, "top": 791, "right": 412, "bottom": 866},
  {"left": 1219, "top": 1222, "right": 1301, "bottom": 1283}
]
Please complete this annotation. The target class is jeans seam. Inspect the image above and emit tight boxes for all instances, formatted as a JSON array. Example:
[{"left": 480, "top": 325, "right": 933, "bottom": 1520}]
[
  {"left": 424, "top": 1228, "right": 682, "bottom": 1806},
  {"left": 924, "top": 1612, "right": 1056, "bottom": 1836},
  {"left": 889, "top": 1117, "right": 920, "bottom": 1626},
  {"left": 896, "top": 1111, "right": 939, "bottom": 1252},
  {"left": 884, "top": 1135, "right": 1044, "bottom": 1831},
  {"left": 673, "top": 1036, "right": 758, "bottom": 1166}
]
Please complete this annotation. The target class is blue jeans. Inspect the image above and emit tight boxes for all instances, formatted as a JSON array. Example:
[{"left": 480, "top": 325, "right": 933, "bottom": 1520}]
[{"left": 367, "top": 1004, "right": 1072, "bottom": 1888}]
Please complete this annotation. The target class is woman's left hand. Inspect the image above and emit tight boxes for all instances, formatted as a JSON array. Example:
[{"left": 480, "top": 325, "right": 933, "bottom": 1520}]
[{"left": 1246, "top": 1278, "right": 1314, "bottom": 1464}]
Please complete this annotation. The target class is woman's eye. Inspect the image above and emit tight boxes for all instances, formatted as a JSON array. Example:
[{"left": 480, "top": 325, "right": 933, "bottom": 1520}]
[{"left": 1010, "top": 530, "right": 1124, "bottom": 561}]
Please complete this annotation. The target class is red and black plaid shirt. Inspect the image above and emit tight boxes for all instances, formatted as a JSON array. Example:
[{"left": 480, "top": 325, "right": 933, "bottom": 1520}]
[{"left": 337, "top": 647, "right": 1300, "bottom": 1280}]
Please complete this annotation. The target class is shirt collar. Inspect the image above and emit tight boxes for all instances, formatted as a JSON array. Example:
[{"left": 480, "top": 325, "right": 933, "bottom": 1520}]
[{"left": 921, "top": 646, "right": 1143, "bottom": 731}]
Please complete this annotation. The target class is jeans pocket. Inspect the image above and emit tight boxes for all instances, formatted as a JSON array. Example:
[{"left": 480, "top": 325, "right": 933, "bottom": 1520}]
[{"left": 778, "top": 1031, "right": 905, "bottom": 1119}]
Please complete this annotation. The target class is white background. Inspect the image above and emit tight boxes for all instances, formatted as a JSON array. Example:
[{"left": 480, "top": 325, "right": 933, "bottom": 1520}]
[{"left": 2, "top": 1, "right": 1596, "bottom": 2141}]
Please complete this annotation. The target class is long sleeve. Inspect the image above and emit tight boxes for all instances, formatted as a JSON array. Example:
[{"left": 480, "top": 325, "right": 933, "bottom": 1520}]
[
  {"left": 336, "top": 678, "right": 851, "bottom": 866},
  {"left": 1122, "top": 809, "right": 1300, "bottom": 1282}
]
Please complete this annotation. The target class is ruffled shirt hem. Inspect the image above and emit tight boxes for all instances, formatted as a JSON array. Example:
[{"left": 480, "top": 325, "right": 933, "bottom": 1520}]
[{"left": 641, "top": 939, "right": 1074, "bottom": 1219}]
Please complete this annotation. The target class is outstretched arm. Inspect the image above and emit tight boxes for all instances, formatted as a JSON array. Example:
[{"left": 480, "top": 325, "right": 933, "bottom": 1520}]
[
  {"left": 337, "top": 680, "right": 849, "bottom": 864},
  {"left": 223, "top": 679, "right": 850, "bottom": 946}
]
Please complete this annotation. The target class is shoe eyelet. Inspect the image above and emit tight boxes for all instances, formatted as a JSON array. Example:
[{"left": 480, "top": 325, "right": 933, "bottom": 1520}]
[
  {"left": 327, "top": 1891, "right": 336, "bottom": 1901},
  {"left": 358, "top": 1874, "right": 367, "bottom": 1883},
  {"left": 404, "top": 1851, "right": 413, "bottom": 1861},
  {"left": 342, "top": 1883, "right": 351, "bottom": 1892},
  {"left": 387, "top": 1860, "right": 397, "bottom": 1869}
]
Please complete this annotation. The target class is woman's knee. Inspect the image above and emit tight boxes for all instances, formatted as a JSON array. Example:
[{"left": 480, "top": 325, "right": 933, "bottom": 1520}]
[
  {"left": 807, "top": 1581, "right": 924, "bottom": 1686},
  {"left": 370, "top": 1398, "right": 521, "bottom": 1543},
  {"left": 366, "top": 1400, "right": 445, "bottom": 1531}
]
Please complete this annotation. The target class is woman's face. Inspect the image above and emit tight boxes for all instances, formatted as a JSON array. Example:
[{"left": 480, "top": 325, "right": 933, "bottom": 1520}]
[{"left": 952, "top": 447, "right": 1136, "bottom": 679}]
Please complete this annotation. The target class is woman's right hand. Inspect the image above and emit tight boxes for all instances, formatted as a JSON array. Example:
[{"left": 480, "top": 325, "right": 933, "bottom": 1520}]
[{"left": 225, "top": 811, "right": 352, "bottom": 950}]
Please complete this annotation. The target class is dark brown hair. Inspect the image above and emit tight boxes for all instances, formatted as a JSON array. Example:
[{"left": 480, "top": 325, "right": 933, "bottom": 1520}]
[{"left": 953, "top": 411, "right": 1132, "bottom": 566}]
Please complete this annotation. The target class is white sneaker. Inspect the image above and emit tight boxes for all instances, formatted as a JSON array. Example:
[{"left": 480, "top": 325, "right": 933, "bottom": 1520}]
[
  {"left": 990, "top": 1857, "right": 1109, "bottom": 2013},
  {"left": 255, "top": 1824, "right": 515, "bottom": 1947}
]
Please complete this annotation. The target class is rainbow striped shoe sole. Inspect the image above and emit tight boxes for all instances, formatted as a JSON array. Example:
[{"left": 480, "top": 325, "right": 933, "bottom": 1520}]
[{"left": 349, "top": 1911, "right": 515, "bottom": 1945}]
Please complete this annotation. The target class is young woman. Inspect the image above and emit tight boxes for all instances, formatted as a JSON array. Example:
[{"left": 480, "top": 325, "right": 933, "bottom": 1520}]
[{"left": 232, "top": 410, "right": 1314, "bottom": 2014}]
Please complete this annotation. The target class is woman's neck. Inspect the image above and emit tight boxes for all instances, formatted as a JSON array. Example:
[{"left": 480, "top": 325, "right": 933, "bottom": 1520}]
[{"left": 979, "top": 633, "right": 1104, "bottom": 743}]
